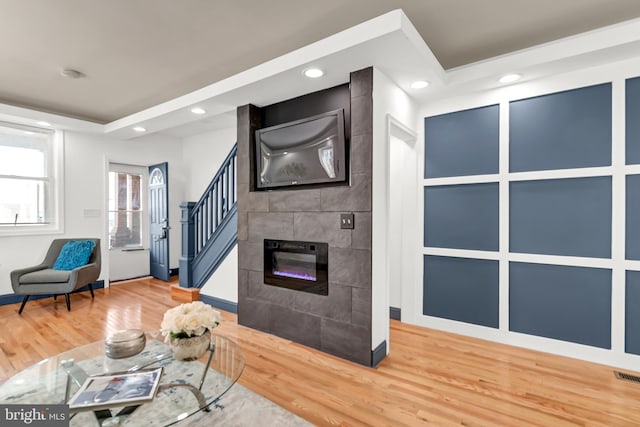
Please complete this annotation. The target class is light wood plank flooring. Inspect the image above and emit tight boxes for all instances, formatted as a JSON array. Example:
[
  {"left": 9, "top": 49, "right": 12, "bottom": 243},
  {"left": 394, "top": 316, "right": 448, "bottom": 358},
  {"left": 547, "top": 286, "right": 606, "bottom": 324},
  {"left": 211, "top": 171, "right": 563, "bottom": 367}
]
[{"left": 1, "top": 277, "right": 640, "bottom": 426}]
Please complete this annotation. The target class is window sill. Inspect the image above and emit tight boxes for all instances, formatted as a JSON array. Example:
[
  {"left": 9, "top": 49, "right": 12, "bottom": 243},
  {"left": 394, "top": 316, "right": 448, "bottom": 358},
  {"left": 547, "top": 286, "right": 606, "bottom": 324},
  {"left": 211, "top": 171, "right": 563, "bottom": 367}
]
[
  {"left": 0, "top": 224, "right": 63, "bottom": 237},
  {"left": 110, "top": 246, "right": 148, "bottom": 252}
]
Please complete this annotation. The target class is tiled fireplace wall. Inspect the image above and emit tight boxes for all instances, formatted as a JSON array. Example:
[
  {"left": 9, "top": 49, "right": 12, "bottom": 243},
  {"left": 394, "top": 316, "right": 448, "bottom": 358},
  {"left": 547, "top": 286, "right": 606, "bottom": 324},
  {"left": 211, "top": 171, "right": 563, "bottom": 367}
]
[{"left": 236, "top": 68, "right": 374, "bottom": 365}]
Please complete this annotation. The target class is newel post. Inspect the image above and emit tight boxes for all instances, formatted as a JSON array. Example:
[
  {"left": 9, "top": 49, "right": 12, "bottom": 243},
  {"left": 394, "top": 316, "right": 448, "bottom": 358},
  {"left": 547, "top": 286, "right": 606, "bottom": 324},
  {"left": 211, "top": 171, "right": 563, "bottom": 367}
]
[{"left": 179, "top": 202, "right": 196, "bottom": 287}]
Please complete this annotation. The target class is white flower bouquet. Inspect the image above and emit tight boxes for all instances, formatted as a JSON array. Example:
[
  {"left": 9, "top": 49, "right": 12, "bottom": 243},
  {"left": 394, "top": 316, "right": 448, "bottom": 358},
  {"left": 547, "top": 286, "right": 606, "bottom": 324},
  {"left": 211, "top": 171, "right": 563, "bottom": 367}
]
[{"left": 160, "top": 301, "right": 221, "bottom": 340}]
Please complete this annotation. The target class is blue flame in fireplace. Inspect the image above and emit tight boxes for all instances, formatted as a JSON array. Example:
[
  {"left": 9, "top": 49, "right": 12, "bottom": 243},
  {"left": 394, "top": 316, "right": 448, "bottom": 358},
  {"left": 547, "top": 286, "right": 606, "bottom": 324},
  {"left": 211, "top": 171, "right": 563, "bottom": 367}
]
[{"left": 273, "top": 270, "right": 317, "bottom": 281}]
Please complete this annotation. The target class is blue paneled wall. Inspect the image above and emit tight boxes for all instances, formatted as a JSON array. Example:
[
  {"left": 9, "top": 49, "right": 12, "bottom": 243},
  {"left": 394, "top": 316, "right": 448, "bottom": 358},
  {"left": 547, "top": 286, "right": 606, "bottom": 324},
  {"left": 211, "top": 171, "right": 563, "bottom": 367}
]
[
  {"left": 510, "top": 177, "right": 611, "bottom": 258},
  {"left": 424, "top": 183, "right": 499, "bottom": 252},
  {"left": 423, "top": 82, "right": 631, "bottom": 350},
  {"left": 424, "top": 256, "right": 499, "bottom": 328},
  {"left": 510, "top": 262, "right": 611, "bottom": 349},
  {"left": 626, "top": 271, "right": 640, "bottom": 355},
  {"left": 626, "top": 77, "right": 640, "bottom": 165},
  {"left": 626, "top": 175, "right": 640, "bottom": 260},
  {"left": 510, "top": 84, "right": 611, "bottom": 172},
  {"left": 424, "top": 105, "right": 499, "bottom": 178}
]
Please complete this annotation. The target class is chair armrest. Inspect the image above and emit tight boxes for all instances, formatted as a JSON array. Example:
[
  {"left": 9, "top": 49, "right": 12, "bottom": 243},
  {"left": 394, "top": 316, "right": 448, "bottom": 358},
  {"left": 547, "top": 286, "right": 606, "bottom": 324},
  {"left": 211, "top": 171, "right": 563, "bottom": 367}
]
[
  {"left": 10, "top": 264, "right": 48, "bottom": 289},
  {"left": 69, "top": 262, "right": 100, "bottom": 290}
]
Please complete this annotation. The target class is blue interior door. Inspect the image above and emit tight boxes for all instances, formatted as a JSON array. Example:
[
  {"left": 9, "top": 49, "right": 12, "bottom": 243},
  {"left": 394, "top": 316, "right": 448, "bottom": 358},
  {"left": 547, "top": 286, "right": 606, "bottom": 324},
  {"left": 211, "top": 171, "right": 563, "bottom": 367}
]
[{"left": 149, "top": 162, "right": 170, "bottom": 281}]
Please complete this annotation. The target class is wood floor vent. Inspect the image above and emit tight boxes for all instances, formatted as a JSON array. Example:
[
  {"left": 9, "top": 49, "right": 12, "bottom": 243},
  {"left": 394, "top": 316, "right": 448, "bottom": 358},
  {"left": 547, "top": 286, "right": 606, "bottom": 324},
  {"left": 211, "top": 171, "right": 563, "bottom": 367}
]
[{"left": 614, "top": 371, "right": 640, "bottom": 384}]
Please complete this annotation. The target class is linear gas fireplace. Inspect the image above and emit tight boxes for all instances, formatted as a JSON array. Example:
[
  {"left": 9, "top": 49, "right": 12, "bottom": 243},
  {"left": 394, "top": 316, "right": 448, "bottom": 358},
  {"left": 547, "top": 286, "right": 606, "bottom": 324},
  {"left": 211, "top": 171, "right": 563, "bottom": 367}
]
[{"left": 264, "top": 239, "right": 328, "bottom": 295}]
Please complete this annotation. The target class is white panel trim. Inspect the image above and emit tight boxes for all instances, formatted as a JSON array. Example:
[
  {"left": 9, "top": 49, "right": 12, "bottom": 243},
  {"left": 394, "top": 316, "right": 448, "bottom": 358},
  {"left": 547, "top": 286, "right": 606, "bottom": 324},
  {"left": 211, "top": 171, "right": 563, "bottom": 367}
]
[
  {"left": 417, "top": 68, "right": 640, "bottom": 371},
  {"left": 611, "top": 78, "right": 626, "bottom": 353},
  {"left": 508, "top": 253, "right": 613, "bottom": 269},
  {"left": 424, "top": 174, "right": 499, "bottom": 186},
  {"left": 498, "top": 100, "right": 510, "bottom": 333},
  {"left": 423, "top": 248, "right": 500, "bottom": 261}
]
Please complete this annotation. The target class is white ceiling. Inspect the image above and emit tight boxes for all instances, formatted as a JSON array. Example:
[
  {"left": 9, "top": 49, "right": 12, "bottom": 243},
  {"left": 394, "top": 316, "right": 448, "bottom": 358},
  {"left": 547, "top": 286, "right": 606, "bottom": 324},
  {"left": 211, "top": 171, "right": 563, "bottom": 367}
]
[{"left": 3, "top": 0, "right": 640, "bottom": 127}]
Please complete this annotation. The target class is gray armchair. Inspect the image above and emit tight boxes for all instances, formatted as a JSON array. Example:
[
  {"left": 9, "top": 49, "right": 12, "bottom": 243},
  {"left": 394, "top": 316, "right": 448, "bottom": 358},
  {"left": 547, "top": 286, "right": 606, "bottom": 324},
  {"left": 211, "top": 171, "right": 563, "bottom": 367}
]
[{"left": 10, "top": 238, "right": 101, "bottom": 314}]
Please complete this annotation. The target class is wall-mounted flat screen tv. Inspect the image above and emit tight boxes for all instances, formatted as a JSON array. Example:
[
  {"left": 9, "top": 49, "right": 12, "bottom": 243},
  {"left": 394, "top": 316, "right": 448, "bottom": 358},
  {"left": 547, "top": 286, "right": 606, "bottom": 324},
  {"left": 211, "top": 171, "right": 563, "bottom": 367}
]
[{"left": 254, "top": 109, "right": 347, "bottom": 190}]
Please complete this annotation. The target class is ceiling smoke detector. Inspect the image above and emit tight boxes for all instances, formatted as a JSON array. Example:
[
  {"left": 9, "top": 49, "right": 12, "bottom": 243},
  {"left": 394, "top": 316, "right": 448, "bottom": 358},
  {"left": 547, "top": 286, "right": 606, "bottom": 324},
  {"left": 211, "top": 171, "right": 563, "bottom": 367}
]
[{"left": 60, "top": 68, "right": 86, "bottom": 79}]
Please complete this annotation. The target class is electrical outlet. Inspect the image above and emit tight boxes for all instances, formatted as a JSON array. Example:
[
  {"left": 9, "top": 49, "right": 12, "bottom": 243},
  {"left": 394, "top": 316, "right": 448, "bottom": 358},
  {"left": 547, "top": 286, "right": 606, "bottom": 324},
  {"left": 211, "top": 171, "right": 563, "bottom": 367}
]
[{"left": 340, "top": 213, "right": 354, "bottom": 229}]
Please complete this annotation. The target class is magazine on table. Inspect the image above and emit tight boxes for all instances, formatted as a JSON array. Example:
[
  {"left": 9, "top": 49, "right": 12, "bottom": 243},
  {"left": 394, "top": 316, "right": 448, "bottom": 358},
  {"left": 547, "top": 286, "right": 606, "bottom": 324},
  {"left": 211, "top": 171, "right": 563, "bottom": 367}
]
[{"left": 68, "top": 367, "right": 163, "bottom": 412}]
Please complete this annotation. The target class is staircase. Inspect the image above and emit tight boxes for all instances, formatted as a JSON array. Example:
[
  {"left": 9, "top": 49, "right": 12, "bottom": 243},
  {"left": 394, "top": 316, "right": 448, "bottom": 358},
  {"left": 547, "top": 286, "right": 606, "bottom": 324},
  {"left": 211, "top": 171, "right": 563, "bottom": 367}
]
[{"left": 179, "top": 144, "right": 238, "bottom": 288}]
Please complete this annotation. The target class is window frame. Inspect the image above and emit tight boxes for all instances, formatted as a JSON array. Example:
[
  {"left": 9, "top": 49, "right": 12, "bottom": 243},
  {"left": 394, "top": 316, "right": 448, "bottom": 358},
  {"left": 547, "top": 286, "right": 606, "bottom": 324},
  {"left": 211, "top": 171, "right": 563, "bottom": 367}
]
[
  {"left": 0, "top": 123, "right": 64, "bottom": 236},
  {"left": 107, "top": 163, "right": 148, "bottom": 251}
]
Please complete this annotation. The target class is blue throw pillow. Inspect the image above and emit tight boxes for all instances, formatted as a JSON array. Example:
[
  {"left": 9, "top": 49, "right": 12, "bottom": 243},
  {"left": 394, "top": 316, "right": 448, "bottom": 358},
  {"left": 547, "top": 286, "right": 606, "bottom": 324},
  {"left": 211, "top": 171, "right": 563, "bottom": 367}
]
[{"left": 53, "top": 240, "right": 96, "bottom": 271}]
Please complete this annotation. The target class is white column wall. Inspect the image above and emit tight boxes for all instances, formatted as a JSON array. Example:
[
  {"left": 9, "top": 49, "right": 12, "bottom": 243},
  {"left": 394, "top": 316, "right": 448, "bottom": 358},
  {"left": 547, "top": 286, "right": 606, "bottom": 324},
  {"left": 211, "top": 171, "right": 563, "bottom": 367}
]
[{"left": 372, "top": 68, "right": 419, "bottom": 352}]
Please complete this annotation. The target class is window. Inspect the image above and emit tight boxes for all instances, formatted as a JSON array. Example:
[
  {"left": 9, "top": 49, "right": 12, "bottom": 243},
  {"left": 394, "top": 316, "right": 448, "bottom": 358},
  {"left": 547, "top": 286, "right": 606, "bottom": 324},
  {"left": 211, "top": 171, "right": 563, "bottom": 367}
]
[
  {"left": 0, "top": 122, "right": 62, "bottom": 234},
  {"left": 108, "top": 164, "right": 145, "bottom": 249}
]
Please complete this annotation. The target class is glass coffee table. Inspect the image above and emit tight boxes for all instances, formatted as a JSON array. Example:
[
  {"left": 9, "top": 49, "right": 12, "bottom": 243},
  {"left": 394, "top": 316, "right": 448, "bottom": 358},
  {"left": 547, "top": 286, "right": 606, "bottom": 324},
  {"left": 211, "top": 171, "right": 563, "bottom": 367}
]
[{"left": 0, "top": 332, "right": 244, "bottom": 426}]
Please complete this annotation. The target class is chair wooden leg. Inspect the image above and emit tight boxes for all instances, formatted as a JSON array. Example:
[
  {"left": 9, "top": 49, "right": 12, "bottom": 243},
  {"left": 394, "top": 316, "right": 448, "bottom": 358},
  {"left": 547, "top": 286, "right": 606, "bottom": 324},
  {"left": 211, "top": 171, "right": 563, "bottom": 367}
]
[
  {"left": 64, "top": 294, "right": 71, "bottom": 311},
  {"left": 88, "top": 283, "right": 95, "bottom": 299},
  {"left": 53, "top": 295, "right": 57, "bottom": 300},
  {"left": 18, "top": 295, "right": 30, "bottom": 315}
]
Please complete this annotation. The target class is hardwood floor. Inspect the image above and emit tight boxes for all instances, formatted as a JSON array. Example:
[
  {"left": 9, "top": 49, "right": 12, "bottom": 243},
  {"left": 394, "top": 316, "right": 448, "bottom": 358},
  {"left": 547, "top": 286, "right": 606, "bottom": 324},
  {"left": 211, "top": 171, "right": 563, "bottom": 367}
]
[{"left": 2, "top": 277, "right": 640, "bottom": 426}]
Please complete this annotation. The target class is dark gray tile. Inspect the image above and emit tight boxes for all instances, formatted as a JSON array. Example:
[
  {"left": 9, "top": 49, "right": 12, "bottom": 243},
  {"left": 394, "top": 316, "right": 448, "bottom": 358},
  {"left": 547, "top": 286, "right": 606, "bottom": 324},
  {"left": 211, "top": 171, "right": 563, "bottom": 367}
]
[
  {"left": 237, "top": 183, "right": 269, "bottom": 212},
  {"left": 236, "top": 125, "right": 251, "bottom": 187},
  {"left": 329, "top": 247, "right": 371, "bottom": 288},
  {"left": 271, "top": 305, "right": 322, "bottom": 349},
  {"left": 352, "top": 287, "right": 371, "bottom": 317},
  {"left": 248, "top": 269, "right": 297, "bottom": 307},
  {"left": 269, "top": 189, "right": 321, "bottom": 212},
  {"left": 350, "top": 133, "right": 372, "bottom": 175},
  {"left": 351, "top": 311, "right": 370, "bottom": 329},
  {"left": 350, "top": 212, "right": 371, "bottom": 250},
  {"left": 351, "top": 95, "right": 373, "bottom": 137},
  {"left": 237, "top": 152, "right": 250, "bottom": 185},
  {"left": 237, "top": 268, "right": 249, "bottom": 299},
  {"left": 237, "top": 211, "right": 248, "bottom": 241},
  {"left": 237, "top": 104, "right": 262, "bottom": 187},
  {"left": 238, "top": 297, "right": 273, "bottom": 331},
  {"left": 248, "top": 212, "right": 294, "bottom": 242},
  {"left": 292, "top": 284, "right": 352, "bottom": 322},
  {"left": 293, "top": 213, "right": 351, "bottom": 248},
  {"left": 321, "top": 318, "right": 371, "bottom": 365},
  {"left": 237, "top": 241, "right": 262, "bottom": 271},
  {"left": 320, "top": 173, "right": 371, "bottom": 212},
  {"left": 350, "top": 67, "right": 373, "bottom": 99}
]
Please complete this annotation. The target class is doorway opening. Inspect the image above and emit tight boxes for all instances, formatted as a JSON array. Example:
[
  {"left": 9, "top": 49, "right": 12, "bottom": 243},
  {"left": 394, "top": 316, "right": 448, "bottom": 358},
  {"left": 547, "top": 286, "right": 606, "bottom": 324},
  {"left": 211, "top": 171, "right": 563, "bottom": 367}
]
[
  {"left": 386, "top": 116, "right": 418, "bottom": 326},
  {"left": 107, "top": 163, "right": 149, "bottom": 281}
]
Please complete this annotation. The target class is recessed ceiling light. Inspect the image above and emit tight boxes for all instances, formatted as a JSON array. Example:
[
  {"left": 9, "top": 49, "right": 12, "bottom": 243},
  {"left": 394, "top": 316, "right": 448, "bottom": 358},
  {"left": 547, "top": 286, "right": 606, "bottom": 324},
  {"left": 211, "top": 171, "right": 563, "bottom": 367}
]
[
  {"left": 499, "top": 73, "right": 522, "bottom": 84},
  {"left": 303, "top": 68, "right": 324, "bottom": 78},
  {"left": 37, "top": 121, "right": 51, "bottom": 127},
  {"left": 133, "top": 126, "right": 146, "bottom": 132},
  {"left": 410, "top": 80, "right": 430, "bottom": 89},
  {"left": 191, "top": 107, "right": 206, "bottom": 115},
  {"left": 24, "top": 131, "right": 35, "bottom": 135}
]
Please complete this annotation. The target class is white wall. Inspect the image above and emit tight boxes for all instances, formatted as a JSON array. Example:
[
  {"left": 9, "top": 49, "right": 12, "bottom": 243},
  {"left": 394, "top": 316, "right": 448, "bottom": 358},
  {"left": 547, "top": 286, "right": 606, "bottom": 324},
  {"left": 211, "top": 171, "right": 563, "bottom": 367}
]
[
  {"left": 389, "top": 134, "right": 414, "bottom": 309},
  {"left": 414, "top": 55, "right": 640, "bottom": 372},
  {"left": 181, "top": 126, "right": 239, "bottom": 303},
  {"left": 372, "top": 68, "right": 419, "bottom": 352},
  {"left": 182, "top": 127, "right": 237, "bottom": 200},
  {"left": 0, "top": 130, "right": 184, "bottom": 294},
  {"left": 202, "top": 246, "right": 238, "bottom": 302},
  {"left": 388, "top": 137, "right": 403, "bottom": 309}
]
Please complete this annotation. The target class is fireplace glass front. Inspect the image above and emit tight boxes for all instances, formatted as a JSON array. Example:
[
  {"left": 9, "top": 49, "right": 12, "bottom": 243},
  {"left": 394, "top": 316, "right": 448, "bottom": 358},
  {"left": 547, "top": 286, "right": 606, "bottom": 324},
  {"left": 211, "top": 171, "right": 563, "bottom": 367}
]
[{"left": 264, "top": 239, "right": 328, "bottom": 295}]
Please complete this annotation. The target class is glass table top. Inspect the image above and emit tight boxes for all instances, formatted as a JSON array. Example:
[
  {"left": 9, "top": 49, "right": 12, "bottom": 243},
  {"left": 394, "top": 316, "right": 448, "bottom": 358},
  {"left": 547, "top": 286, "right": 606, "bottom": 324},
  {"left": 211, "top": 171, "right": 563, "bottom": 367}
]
[{"left": 0, "top": 331, "right": 245, "bottom": 426}]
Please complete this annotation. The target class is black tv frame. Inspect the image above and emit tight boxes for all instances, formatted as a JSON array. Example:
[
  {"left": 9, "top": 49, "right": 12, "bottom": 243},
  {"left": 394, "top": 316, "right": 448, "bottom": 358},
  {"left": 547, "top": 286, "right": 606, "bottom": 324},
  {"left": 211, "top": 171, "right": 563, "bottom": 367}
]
[{"left": 253, "top": 108, "right": 348, "bottom": 191}]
